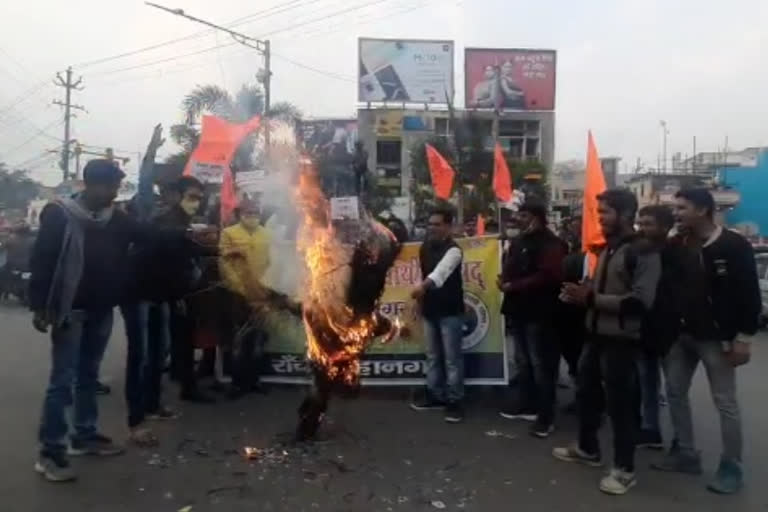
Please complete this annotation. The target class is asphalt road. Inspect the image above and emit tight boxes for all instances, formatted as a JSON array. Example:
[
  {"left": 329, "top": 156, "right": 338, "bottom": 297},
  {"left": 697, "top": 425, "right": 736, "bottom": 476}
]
[{"left": 1, "top": 304, "right": 767, "bottom": 512}]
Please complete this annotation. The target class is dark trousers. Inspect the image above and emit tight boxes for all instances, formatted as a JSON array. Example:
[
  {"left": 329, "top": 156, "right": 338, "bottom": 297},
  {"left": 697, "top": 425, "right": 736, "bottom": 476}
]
[
  {"left": 169, "top": 301, "right": 197, "bottom": 394},
  {"left": 509, "top": 320, "right": 559, "bottom": 424},
  {"left": 558, "top": 306, "right": 586, "bottom": 378},
  {"left": 229, "top": 292, "right": 267, "bottom": 390},
  {"left": 577, "top": 336, "right": 640, "bottom": 471},
  {"left": 122, "top": 302, "right": 169, "bottom": 427}
]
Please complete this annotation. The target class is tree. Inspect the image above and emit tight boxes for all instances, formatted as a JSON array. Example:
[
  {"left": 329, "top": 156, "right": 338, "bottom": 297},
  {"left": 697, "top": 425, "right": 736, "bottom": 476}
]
[
  {"left": 0, "top": 163, "right": 40, "bottom": 212},
  {"left": 167, "top": 83, "right": 302, "bottom": 172},
  {"left": 408, "top": 118, "right": 549, "bottom": 224}
]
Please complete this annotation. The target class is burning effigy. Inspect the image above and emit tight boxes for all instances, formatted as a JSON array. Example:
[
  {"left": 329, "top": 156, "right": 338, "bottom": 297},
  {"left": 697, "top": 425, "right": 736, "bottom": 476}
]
[{"left": 294, "top": 157, "right": 404, "bottom": 441}]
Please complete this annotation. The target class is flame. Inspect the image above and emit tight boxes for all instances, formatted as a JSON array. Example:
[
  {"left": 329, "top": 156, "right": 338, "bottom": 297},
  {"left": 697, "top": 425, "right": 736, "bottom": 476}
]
[{"left": 295, "top": 158, "right": 383, "bottom": 387}]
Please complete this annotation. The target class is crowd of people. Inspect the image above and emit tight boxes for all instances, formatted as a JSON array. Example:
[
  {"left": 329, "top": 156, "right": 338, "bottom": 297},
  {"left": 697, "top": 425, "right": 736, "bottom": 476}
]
[
  {"left": 409, "top": 187, "right": 760, "bottom": 497},
  {"left": 24, "top": 126, "right": 761, "bottom": 499}
]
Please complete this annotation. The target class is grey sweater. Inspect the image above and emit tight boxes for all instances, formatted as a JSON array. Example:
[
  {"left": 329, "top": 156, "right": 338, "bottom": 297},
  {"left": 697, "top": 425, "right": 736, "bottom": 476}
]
[{"left": 585, "top": 237, "right": 661, "bottom": 340}]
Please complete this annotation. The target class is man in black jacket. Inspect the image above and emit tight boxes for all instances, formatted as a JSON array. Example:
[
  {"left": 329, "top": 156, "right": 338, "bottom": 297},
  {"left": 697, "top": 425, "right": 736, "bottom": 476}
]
[
  {"left": 497, "top": 200, "right": 566, "bottom": 438},
  {"left": 409, "top": 207, "right": 465, "bottom": 423},
  {"left": 30, "top": 160, "right": 189, "bottom": 483},
  {"left": 652, "top": 188, "right": 760, "bottom": 495}
]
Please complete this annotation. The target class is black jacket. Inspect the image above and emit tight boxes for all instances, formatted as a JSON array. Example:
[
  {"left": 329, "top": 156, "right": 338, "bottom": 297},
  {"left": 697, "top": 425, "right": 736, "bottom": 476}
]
[
  {"left": 677, "top": 228, "right": 761, "bottom": 341},
  {"left": 419, "top": 238, "right": 464, "bottom": 319},
  {"left": 132, "top": 206, "right": 215, "bottom": 302},
  {"left": 29, "top": 203, "right": 183, "bottom": 311},
  {"left": 501, "top": 228, "right": 566, "bottom": 322}
]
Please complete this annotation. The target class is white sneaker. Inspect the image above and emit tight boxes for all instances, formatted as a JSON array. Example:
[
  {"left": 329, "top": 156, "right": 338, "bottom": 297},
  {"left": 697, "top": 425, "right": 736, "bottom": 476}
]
[{"left": 599, "top": 468, "right": 636, "bottom": 495}]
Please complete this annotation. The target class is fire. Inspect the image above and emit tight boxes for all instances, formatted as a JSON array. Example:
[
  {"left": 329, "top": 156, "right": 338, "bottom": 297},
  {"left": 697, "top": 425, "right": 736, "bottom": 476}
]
[{"left": 295, "top": 158, "right": 392, "bottom": 387}]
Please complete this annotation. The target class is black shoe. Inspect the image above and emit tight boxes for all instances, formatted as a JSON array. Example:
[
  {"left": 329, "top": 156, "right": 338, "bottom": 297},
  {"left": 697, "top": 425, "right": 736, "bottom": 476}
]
[
  {"left": 180, "top": 389, "right": 216, "bottom": 404},
  {"left": 530, "top": 421, "right": 555, "bottom": 438},
  {"left": 499, "top": 407, "right": 537, "bottom": 422},
  {"left": 68, "top": 433, "right": 124, "bottom": 457},
  {"left": 444, "top": 402, "right": 464, "bottom": 423},
  {"left": 636, "top": 429, "right": 664, "bottom": 450},
  {"left": 410, "top": 394, "right": 446, "bottom": 411}
]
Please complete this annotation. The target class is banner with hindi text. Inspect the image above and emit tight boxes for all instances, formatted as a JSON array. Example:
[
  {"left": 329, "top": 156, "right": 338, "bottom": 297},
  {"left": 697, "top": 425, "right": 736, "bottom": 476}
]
[{"left": 261, "top": 236, "right": 507, "bottom": 385}]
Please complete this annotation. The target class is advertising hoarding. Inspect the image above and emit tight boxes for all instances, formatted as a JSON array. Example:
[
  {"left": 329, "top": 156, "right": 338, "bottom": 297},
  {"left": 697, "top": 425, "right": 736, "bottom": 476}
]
[
  {"left": 300, "top": 119, "right": 358, "bottom": 157},
  {"left": 465, "top": 48, "right": 556, "bottom": 111},
  {"left": 359, "top": 38, "right": 454, "bottom": 104}
]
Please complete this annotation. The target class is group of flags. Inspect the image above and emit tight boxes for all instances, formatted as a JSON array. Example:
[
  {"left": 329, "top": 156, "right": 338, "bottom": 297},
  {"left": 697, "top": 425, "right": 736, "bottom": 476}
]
[
  {"left": 184, "top": 115, "right": 607, "bottom": 274},
  {"left": 425, "top": 131, "right": 607, "bottom": 271}
]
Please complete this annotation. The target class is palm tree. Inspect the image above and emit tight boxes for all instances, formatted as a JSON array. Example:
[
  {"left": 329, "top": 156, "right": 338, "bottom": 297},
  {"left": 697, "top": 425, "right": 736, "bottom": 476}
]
[{"left": 167, "top": 83, "right": 302, "bottom": 172}]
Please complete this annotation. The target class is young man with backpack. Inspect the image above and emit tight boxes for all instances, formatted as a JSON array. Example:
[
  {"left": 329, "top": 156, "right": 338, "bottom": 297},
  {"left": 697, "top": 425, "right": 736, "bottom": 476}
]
[
  {"left": 652, "top": 188, "right": 760, "bottom": 495},
  {"left": 553, "top": 188, "right": 661, "bottom": 495}
]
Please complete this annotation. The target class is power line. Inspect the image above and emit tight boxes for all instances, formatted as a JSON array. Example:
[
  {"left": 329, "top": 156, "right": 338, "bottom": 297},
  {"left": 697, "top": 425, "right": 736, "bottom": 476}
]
[
  {"left": 272, "top": 52, "right": 356, "bottom": 82},
  {"left": 0, "top": 80, "right": 50, "bottom": 119},
  {"left": 0, "top": 118, "right": 64, "bottom": 158},
  {"left": 73, "top": 0, "right": 313, "bottom": 69},
  {"left": 84, "top": 0, "right": 393, "bottom": 79}
]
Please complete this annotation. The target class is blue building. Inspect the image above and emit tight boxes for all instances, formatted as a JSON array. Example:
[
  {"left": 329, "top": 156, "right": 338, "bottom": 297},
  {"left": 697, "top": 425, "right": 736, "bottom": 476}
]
[{"left": 719, "top": 148, "right": 768, "bottom": 236}]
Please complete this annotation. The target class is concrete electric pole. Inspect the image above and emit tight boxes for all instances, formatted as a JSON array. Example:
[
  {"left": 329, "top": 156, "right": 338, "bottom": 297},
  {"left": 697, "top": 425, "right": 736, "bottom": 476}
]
[
  {"left": 53, "top": 67, "right": 85, "bottom": 181},
  {"left": 659, "top": 120, "right": 669, "bottom": 174}
]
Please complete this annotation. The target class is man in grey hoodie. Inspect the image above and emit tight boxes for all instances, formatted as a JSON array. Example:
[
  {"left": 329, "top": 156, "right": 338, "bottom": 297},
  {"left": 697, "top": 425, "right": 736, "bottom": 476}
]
[{"left": 553, "top": 188, "right": 661, "bottom": 496}]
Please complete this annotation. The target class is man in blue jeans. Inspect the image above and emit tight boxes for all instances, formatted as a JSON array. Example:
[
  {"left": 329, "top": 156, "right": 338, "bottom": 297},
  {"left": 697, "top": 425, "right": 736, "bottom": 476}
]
[
  {"left": 30, "top": 157, "right": 192, "bottom": 482},
  {"left": 409, "top": 207, "right": 465, "bottom": 423}
]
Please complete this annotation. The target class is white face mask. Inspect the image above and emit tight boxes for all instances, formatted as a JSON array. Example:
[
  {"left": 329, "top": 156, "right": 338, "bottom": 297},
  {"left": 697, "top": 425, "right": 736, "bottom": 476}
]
[{"left": 505, "top": 228, "right": 519, "bottom": 238}]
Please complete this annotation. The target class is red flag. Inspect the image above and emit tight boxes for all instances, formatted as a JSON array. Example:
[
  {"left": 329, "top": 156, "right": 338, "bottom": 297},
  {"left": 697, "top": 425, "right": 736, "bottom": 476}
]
[
  {"left": 582, "top": 131, "right": 607, "bottom": 276},
  {"left": 493, "top": 143, "right": 513, "bottom": 203},
  {"left": 425, "top": 144, "right": 455, "bottom": 200},
  {"left": 476, "top": 214, "right": 486, "bottom": 236},
  {"left": 183, "top": 115, "right": 261, "bottom": 224}
]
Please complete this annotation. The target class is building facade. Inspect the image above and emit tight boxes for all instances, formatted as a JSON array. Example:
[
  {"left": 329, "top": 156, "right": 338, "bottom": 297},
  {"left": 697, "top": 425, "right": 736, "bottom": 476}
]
[
  {"left": 719, "top": 148, "right": 768, "bottom": 236},
  {"left": 357, "top": 108, "right": 555, "bottom": 198}
]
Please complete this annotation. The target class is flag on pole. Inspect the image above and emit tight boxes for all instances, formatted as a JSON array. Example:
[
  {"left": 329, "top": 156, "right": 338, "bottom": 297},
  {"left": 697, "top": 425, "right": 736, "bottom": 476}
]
[
  {"left": 493, "top": 142, "right": 513, "bottom": 203},
  {"left": 476, "top": 214, "right": 486, "bottom": 236},
  {"left": 582, "top": 131, "right": 607, "bottom": 276},
  {"left": 184, "top": 115, "right": 261, "bottom": 225},
  {"left": 425, "top": 144, "right": 455, "bottom": 200}
]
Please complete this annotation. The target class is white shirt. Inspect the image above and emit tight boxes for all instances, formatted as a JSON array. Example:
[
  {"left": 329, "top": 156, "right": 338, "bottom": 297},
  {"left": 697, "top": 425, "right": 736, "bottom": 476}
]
[{"left": 427, "top": 247, "right": 463, "bottom": 288}]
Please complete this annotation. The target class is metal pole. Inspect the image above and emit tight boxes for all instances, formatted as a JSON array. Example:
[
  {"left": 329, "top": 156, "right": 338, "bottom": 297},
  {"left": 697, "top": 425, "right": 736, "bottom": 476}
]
[
  {"left": 264, "top": 39, "right": 271, "bottom": 157},
  {"left": 62, "top": 67, "right": 72, "bottom": 181}
]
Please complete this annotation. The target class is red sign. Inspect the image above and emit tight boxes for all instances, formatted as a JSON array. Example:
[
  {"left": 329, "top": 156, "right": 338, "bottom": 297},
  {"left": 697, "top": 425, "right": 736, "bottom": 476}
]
[{"left": 464, "top": 48, "right": 556, "bottom": 111}]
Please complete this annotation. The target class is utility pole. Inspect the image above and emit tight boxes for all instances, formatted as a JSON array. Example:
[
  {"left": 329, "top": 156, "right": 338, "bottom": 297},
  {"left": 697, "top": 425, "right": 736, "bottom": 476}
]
[
  {"left": 53, "top": 67, "right": 85, "bottom": 182},
  {"left": 145, "top": 3, "right": 272, "bottom": 155},
  {"left": 659, "top": 120, "right": 669, "bottom": 173}
]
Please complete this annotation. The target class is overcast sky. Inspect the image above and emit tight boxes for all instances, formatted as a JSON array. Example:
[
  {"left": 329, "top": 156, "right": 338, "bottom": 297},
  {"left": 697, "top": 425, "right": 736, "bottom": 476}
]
[{"left": 0, "top": 0, "right": 766, "bottom": 185}]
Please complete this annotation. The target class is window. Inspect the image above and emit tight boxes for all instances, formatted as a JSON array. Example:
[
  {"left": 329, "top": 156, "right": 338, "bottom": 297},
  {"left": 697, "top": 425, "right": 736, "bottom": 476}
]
[
  {"left": 499, "top": 120, "right": 525, "bottom": 137},
  {"left": 434, "top": 117, "right": 450, "bottom": 136},
  {"left": 525, "top": 138, "right": 539, "bottom": 158},
  {"left": 376, "top": 140, "right": 401, "bottom": 166}
]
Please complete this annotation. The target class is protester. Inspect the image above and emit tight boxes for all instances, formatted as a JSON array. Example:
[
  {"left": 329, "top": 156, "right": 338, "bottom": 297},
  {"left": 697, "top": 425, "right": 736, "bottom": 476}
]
[
  {"left": 219, "top": 198, "right": 272, "bottom": 398},
  {"left": 652, "top": 188, "right": 760, "bottom": 495},
  {"left": 557, "top": 249, "right": 586, "bottom": 413},
  {"left": 410, "top": 207, "right": 465, "bottom": 423},
  {"left": 635, "top": 205, "right": 680, "bottom": 450},
  {"left": 139, "top": 176, "right": 217, "bottom": 404},
  {"left": 29, "top": 159, "right": 189, "bottom": 482},
  {"left": 497, "top": 200, "right": 566, "bottom": 438},
  {"left": 554, "top": 188, "right": 661, "bottom": 495},
  {"left": 352, "top": 141, "right": 369, "bottom": 196},
  {"left": 120, "top": 125, "right": 177, "bottom": 448}
]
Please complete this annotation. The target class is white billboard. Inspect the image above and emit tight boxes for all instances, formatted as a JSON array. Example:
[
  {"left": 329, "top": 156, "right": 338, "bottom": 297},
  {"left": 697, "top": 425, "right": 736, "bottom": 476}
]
[{"left": 358, "top": 38, "right": 454, "bottom": 104}]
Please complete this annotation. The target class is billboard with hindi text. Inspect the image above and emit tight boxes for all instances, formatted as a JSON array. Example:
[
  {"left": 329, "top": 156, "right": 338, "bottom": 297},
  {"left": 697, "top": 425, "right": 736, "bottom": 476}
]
[{"left": 465, "top": 48, "right": 556, "bottom": 111}]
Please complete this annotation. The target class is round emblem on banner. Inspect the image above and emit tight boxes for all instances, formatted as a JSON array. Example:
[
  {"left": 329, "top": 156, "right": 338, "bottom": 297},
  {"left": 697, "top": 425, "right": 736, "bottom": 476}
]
[{"left": 462, "top": 292, "right": 490, "bottom": 350}]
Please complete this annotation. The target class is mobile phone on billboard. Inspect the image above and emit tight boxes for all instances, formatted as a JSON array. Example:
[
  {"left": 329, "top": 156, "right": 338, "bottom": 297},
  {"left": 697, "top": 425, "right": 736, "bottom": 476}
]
[
  {"left": 360, "top": 72, "right": 386, "bottom": 101},
  {"left": 374, "top": 64, "right": 409, "bottom": 101}
]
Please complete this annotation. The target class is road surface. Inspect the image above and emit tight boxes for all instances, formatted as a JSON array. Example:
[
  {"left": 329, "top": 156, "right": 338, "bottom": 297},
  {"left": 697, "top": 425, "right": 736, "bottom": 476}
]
[{"left": 1, "top": 304, "right": 766, "bottom": 511}]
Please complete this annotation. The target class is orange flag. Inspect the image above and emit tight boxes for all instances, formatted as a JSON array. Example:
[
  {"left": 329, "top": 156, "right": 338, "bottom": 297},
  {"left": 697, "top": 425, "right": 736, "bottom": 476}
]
[
  {"left": 476, "top": 214, "right": 486, "bottom": 236},
  {"left": 582, "top": 131, "right": 607, "bottom": 276},
  {"left": 183, "top": 115, "right": 261, "bottom": 225},
  {"left": 493, "top": 143, "right": 513, "bottom": 203},
  {"left": 425, "top": 144, "right": 455, "bottom": 200}
]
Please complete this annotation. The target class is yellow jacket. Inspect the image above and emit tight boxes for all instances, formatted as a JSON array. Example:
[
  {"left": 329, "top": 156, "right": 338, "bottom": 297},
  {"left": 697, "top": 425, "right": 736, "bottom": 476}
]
[{"left": 219, "top": 222, "right": 271, "bottom": 297}]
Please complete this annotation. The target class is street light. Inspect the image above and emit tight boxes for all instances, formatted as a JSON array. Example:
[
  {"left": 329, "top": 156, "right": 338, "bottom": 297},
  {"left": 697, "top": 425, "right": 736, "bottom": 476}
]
[{"left": 659, "top": 120, "right": 669, "bottom": 173}]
